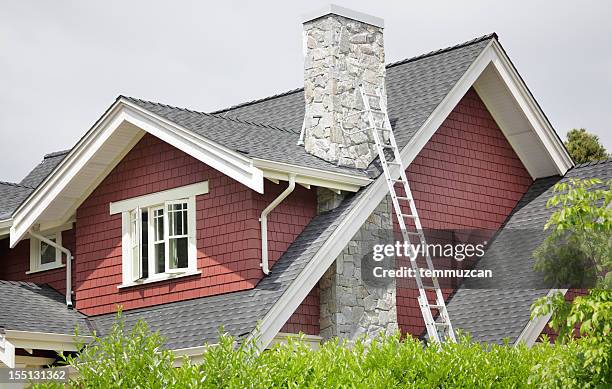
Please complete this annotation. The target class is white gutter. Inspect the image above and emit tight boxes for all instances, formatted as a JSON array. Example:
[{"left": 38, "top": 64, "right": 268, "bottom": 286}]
[
  {"left": 260, "top": 174, "right": 296, "bottom": 275},
  {"left": 29, "top": 230, "right": 73, "bottom": 308}
]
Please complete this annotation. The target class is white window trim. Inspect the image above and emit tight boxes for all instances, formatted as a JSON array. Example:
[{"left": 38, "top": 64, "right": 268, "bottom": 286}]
[
  {"left": 113, "top": 182, "right": 206, "bottom": 288},
  {"left": 28, "top": 231, "right": 64, "bottom": 274}
]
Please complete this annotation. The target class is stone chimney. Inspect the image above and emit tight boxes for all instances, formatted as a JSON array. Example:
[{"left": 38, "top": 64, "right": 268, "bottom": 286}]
[{"left": 302, "top": 5, "right": 386, "bottom": 169}]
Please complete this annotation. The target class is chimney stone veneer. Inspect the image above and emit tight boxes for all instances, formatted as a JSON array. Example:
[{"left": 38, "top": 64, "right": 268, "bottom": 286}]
[{"left": 303, "top": 6, "right": 386, "bottom": 169}]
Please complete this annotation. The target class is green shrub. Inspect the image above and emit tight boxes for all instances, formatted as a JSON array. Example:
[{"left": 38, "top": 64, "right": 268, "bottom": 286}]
[{"left": 33, "top": 317, "right": 610, "bottom": 389}]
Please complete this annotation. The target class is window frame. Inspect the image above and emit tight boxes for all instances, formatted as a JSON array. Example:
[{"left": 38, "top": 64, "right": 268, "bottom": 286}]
[
  {"left": 28, "top": 230, "right": 64, "bottom": 274},
  {"left": 113, "top": 182, "right": 206, "bottom": 287}
]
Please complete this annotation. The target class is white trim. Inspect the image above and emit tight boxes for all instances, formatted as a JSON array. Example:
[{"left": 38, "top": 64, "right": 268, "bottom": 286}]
[
  {"left": 253, "top": 158, "right": 371, "bottom": 193},
  {"left": 302, "top": 4, "right": 384, "bottom": 28},
  {"left": 25, "top": 263, "right": 65, "bottom": 275},
  {"left": 515, "top": 289, "right": 568, "bottom": 347},
  {"left": 0, "top": 334, "right": 16, "bottom": 368},
  {"left": 29, "top": 230, "right": 63, "bottom": 274},
  {"left": 109, "top": 181, "right": 209, "bottom": 215},
  {"left": 119, "top": 183, "right": 200, "bottom": 285},
  {"left": 171, "top": 345, "right": 209, "bottom": 366},
  {"left": 251, "top": 39, "right": 574, "bottom": 349},
  {"left": 118, "top": 270, "right": 201, "bottom": 289},
  {"left": 10, "top": 99, "right": 264, "bottom": 247},
  {"left": 271, "top": 332, "right": 322, "bottom": 349},
  {"left": 488, "top": 41, "right": 573, "bottom": 174},
  {"left": 2, "top": 330, "right": 93, "bottom": 353}
]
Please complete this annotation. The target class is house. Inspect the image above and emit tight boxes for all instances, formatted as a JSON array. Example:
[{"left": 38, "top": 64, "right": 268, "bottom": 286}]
[{"left": 1, "top": 5, "right": 609, "bottom": 368}]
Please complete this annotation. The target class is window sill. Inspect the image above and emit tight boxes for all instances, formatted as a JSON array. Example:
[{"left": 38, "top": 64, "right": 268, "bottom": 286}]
[
  {"left": 26, "top": 263, "right": 66, "bottom": 275},
  {"left": 117, "top": 270, "right": 201, "bottom": 289}
]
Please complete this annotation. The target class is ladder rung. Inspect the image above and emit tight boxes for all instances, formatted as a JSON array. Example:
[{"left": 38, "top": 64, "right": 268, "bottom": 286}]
[
  {"left": 396, "top": 196, "right": 412, "bottom": 201},
  {"left": 375, "top": 127, "right": 391, "bottom": 132},
  {"left": 389, "top": 178, "right": 404, "bottom": 183},
  {"left": 364, "top": 93, "right": 380, "bottom": 98},
  {"left": 422, "top": 285, "right": 437, "bottom": 291},
  {"left": 380, "top": 144, "right": 394, "bottom": 149},
  {"left": 429, "top": 304, "right": 445, "bottom": 309},
  {"left": 401, "top": 214, "right": 417, "bottom": 219},
  {"left": 404, "top": 231, "right": 421, "bottom": 236},
  {"left": 435, "top": 322, "right": 450, "bottom": 326}
]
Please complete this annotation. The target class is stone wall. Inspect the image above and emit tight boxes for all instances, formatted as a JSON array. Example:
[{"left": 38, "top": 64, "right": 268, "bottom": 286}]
[
  {"left": 303, "top": 14, "right": 386, "bottom": 169},
  {"left": 318, "top": 188, "right": 398, "bottom": 341}
]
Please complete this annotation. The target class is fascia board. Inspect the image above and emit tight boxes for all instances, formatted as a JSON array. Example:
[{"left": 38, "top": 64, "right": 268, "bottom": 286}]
[
  {"left": 253, "top": 158, "right": 371, "bottom": 192},
  {"left": 4, "top": 330, "right": 94, "bottom": 352},
  {"left": 489, "top": 41, "right": 574, "bottom": 175}
]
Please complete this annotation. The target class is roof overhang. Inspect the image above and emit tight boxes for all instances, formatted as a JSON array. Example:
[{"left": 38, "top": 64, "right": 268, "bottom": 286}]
[
  {"left": 252, "top": 38, "right": 575, "bottom": 349},
  {"left": 253, "top": 158, "right": 371, "bottom": 192},
  {"left": 9, "top": 97, "right": 372, "bottom": 247},
  {"left": 0, "top": 330, "right": 94, "bottom": 368}
]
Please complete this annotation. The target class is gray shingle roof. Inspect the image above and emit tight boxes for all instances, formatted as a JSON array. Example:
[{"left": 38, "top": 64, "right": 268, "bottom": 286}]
[
  {"left": 0, "top": 280, "right": 92, "bottom": 335},
  {"left": 446, "top": 159, "right": 612, "bottom": 344},
  {"left": 213, "top": 34, "right": 494, "bottom": 154},
  {"left": 20, "top": 150, "right": 68, "bottom": 189},
  {"left": 0, "top": 182, "right": 34, "bottom": 220},
  {"left": 124, "top": 97, "right": 368, "bottom": 178},
  {"left": 127, "top": 34, "right": 494, "bottom": 179},
  {"left": 92, "top": 190, "right": 365, "bottom": 349}
]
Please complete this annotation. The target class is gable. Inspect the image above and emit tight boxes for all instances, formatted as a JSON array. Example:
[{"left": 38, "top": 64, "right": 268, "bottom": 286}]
[{"left": 396, "top": 88, "right": 533, "bottom": 336}]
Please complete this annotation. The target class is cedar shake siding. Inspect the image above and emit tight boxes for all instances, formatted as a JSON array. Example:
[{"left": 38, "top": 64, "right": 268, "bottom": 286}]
[
  {"left": 75, "top": 133, "right": 316, "bottom": 316},
  {"left": 0, "top": 228, "right": 76, "bottom": 294},
  {"left": 281, "top": 286, "right": 320, "bottom": 335},
  {"left": 396, "top": 88, "right": 533, "bottom": 337}
]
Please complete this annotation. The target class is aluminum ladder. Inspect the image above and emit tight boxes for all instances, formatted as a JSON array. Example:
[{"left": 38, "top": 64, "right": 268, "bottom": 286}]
[{"left": 357, "top": 85, "right": 456, "bottom": 344}]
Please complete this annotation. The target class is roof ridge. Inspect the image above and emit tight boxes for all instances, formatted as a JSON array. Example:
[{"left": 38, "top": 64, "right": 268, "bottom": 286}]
[
  {"left": 44, "top": 149, "right": 70, "bottom": 159},
  {"left": 210, "top": 33, "right": 497, "bottom": 115},
  {"left": 0, "top": 181, "right": 35, "bottom": 189},
  {"left": 210, "top": 88, "right": 304, "bottom": 115},
  {"left": 122, "top": 96, "right": 297, "bottom": 134},
  {"left": 385, "top": 32, "right": 497, "bottom": 68},
  {"left": 571, "top": 158, "right": 612, "bottom": 169}
]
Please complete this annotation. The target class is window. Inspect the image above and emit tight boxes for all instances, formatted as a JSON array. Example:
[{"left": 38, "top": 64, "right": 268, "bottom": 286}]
[
  {"left": 110, "top": 182, "right": 208, "bottom": 286},
  {"left": 29, "top": 231, "right": 63, "bottom": 273}
]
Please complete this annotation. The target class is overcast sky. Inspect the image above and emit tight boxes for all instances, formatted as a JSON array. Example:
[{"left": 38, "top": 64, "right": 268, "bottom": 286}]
[{"left": 1, "top": 1, "right": 610, "bottom": 182}]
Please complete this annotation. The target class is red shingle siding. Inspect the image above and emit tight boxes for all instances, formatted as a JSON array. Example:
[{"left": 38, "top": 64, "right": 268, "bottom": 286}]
[
  {"left": 280, "top": 286, "right": 320, "bottom": 335},
  {"left": 75, "top": 133, "right": 316, "bottom": 316},
  {"left": 0, "top": 228, "right": 76, "bottom": 294},
  {"left": 396, "top": 88, "right": 533, "bottom": 337}
]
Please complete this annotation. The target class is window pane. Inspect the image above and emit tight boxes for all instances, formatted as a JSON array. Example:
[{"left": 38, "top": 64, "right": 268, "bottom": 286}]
[
  {"left": 154, "top": 209, "right": 164, "bottom": 241},
  {"left": 155, "top": 243, "right": 165, "bottom": 273},
  {"left": 168, "top": 202, "right": 188, "bottom": 237},
  {"left": 169, "top": 237, "right": 188, "bottom": 269},
  {"left": 40, "top": 239, "right": 56, "bottom": 265}
]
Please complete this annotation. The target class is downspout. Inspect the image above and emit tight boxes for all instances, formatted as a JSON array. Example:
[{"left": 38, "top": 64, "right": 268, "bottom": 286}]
[
  {"left": 29, "top": 230, "right": 73, "bottom": 308},
  {"left": 260, "top": 174, "right": 296, "bottom": 275}
]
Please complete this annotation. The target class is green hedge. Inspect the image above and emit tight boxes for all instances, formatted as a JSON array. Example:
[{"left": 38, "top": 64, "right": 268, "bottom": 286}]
[{"left": 34, "top": 317, "right": 609, "bottom": 389}]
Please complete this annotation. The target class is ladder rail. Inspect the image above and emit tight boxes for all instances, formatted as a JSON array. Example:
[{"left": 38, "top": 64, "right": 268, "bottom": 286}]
[{"left": 359, "top": 85, "right": 456, "bottom": 343}]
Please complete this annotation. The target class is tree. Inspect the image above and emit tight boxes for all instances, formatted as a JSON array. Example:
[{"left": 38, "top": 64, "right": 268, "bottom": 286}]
[
  {"left": 531, "top": 178, "right": 612, "bottom": 386},
  {"left": 565, "top": 128, "right": 609, "bottom": 164}
]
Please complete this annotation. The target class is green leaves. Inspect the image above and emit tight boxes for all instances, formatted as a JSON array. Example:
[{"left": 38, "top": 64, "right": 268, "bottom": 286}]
[
  {"left": 564, "top": 128, "right": 610, "bottom": 165},
  {"left": 32, "top": 320, "right": 610, "bottom": 388}
]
